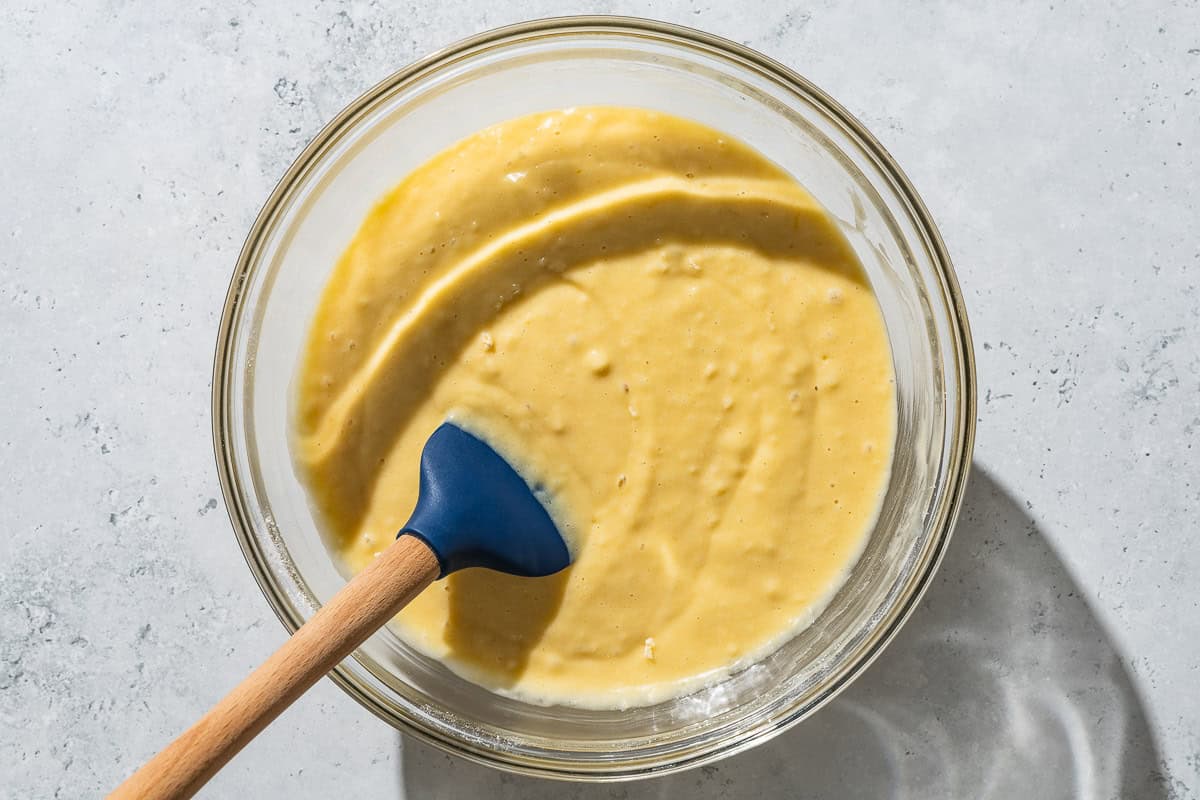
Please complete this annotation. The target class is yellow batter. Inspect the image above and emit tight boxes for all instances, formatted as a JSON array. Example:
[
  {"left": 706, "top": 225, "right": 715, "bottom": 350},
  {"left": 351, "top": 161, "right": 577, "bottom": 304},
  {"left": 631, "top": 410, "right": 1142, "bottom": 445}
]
[{"left": 291, "top": 107, "right": 895, "bottom": 708}]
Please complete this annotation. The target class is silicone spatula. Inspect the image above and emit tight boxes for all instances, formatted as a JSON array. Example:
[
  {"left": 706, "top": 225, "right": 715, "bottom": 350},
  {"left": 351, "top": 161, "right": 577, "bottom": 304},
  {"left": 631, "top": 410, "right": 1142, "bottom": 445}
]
[{"left": 109, "top": 421, "right": 571, "bottom": 800}]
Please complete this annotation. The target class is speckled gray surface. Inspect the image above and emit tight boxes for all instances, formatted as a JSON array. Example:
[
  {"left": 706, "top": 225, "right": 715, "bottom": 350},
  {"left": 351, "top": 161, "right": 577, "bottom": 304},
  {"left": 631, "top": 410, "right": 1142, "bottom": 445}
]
[{"left": 1, "top": 1, "right": 1197, "bottom": 797}]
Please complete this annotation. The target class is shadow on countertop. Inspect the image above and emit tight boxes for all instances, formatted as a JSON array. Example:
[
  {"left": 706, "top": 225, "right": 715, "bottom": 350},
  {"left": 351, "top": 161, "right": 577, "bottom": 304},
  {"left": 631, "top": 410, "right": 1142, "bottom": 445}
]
[{"left": 396, "top": 468, "right": 1166, "bottom": 799}]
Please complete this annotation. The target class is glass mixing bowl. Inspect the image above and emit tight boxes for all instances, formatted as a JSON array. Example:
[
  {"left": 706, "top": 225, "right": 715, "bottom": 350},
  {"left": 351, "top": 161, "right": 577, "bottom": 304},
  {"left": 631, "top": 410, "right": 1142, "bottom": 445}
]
[{"left": 213, "top": 16, "right": 976, "bottom": 780}]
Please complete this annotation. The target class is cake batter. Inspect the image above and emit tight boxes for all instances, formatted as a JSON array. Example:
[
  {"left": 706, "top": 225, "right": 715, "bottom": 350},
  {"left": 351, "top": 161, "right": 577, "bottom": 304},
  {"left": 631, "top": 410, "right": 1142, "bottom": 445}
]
[{"left": 291, "top": 107, "right": 895, "bottom": 707}]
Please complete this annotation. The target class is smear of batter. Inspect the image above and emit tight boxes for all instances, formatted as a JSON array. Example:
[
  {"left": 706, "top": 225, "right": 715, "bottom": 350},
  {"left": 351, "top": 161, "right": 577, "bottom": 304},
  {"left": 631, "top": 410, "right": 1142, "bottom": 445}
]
[{"left": 291, "top": 107, "right": 895, "bottom": 708}]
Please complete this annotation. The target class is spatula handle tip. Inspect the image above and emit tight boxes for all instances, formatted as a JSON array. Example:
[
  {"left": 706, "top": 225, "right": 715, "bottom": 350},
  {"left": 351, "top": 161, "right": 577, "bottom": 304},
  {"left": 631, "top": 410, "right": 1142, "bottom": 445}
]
[{"left": 107, "top": 535, "right": 439, "bottom": 800}]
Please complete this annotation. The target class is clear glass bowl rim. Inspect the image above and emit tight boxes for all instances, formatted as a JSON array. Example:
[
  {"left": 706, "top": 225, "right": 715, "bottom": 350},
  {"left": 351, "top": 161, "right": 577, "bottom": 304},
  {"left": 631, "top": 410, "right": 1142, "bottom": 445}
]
[{"left": 212, "top": 14, "right": 977, "bottom": 781}]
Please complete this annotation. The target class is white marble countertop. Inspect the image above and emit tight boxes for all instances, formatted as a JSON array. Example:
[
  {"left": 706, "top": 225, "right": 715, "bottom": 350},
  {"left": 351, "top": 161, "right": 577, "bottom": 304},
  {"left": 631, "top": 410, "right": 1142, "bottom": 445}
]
[{"left": 2, "top": 1, "right": 1197, "bottom": 797}]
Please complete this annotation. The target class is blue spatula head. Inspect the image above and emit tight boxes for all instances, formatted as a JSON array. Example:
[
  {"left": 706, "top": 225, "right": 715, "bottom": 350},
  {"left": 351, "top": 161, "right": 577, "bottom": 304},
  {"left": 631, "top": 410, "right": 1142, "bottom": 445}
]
[{"left": 398, "top": 422, "right": 572, "bottom": 579}]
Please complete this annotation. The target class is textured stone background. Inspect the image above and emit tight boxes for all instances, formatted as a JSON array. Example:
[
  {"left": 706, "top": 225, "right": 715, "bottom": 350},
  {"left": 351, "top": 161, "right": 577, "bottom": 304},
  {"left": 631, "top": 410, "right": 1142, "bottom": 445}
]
[{"left": 1, "top": 1, "right": 1197, "bottom": 798}]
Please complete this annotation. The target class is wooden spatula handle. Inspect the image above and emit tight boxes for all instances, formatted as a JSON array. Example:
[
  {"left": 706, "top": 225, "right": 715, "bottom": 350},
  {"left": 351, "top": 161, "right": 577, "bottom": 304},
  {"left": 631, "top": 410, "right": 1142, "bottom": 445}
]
[{"left": 109, "top": 534, "right": 440, "bottom": 800}]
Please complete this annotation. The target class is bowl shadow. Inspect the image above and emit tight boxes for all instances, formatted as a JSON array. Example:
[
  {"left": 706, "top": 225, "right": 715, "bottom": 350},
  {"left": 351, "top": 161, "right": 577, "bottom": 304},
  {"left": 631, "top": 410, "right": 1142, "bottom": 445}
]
[{"left": 396, "top": 467, "right": 1165, "bottom": 798}]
